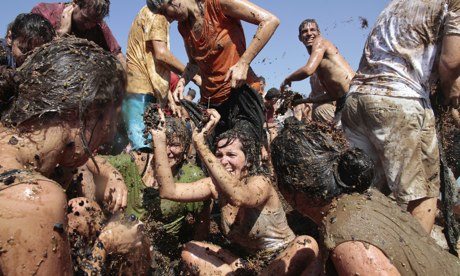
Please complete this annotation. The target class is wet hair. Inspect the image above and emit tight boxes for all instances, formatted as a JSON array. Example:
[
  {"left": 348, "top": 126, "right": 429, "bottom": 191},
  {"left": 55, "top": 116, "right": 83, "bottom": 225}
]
[
  {"left": 10, "top": 13, "right": 55, "bottom": 53},
  {"left": 1, "top": 36, "right": 125, "bottom": 128},
  {"left": 75, "top": 0, "right": 110, "bottom": 19},
  {"left": 265, "top": 87, "right": 281, "bottom": 100},
  {"left": 165, "top": 116, "right": 192, "bottom": 154},
  {"left": 146, "top": 0, "right": 168, "bottom": 13},
  {"left": 298, "top": 19, "right": 320, "bottom": 35},
  {"left": 271, "top": 118, "right": 374, "bottom": 205},
  {"left": 259, "top": 76, "right": 266, "bottom": 84},
  {"left": 214, "top": 121, "right": 267, "bottom": 177}
]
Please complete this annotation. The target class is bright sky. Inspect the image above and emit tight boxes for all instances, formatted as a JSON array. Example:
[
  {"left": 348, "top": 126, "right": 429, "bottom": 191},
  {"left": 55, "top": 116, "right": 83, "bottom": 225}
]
[{"left": 1, "top": 0, "right": 390, "bottom": 95}]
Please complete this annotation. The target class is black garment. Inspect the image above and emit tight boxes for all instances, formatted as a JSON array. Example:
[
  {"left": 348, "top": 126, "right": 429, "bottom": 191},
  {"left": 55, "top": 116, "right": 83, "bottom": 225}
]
[
  {"left": 0, "top": 39, "right": 16, "bottom": 69},
  {"left": 209, "top": 84, "right": 266, "bottom": 141},
  {"left": 334, "top": 94, "right": 347, "bottom": 116}
]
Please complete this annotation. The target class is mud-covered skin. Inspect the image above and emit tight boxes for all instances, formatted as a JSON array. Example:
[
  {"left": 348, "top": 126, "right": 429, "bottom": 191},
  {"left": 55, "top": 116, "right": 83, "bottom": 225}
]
[
  {"left": 2, "top": 37, "right": 125, "bottom": 127},
  {"left": 323, "top": 189, "right": 460, "bottom": 275},
  {"left": 271, "top": 118, "right": 373, "bottom": 204}
]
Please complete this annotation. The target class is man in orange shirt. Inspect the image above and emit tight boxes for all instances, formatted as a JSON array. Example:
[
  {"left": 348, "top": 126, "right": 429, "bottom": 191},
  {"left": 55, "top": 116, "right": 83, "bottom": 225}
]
[{"left": 147, "top": 0, "right": 279, "bottom": 138}]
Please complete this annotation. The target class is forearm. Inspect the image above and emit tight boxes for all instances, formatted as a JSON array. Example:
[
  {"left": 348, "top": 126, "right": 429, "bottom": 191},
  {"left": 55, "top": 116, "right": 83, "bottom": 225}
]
[
  {"left": 152, "top": 136, "right": 178, "bottom": 199},
  {"left": 286, "top": 66, "right": 312, "bottom": 84},
  {"left": 240, "top": 18, "right": 279, "bottom": 65}
]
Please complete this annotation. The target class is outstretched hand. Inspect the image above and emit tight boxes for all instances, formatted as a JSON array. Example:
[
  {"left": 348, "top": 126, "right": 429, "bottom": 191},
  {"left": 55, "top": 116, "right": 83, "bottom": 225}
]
[{"left": 280, "top": 79, "right": 292, "bottom": 93}]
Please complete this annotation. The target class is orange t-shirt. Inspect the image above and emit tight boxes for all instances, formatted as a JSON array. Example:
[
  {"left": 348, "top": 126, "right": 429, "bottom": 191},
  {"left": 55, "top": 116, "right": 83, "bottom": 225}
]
[{"left": 178, "top": 0, "right": 260, "bottom": 105}]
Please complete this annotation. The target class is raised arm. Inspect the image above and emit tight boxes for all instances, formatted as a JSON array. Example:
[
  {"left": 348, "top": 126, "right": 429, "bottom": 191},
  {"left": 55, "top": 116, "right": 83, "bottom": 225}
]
[
  {"left": 281, "top": 38, "right": 326, "bottom": 91},
  {"left": 439, "top": 35, "right": 460, "bottom": 108},
  {"left": 193, "top": 110, "right": 271, "bottom": 208},
  {"left": 221, "top": 0, "right": 280, "bottom": 88},
  {"left": 150, "top": 110, "right": 213, "bottom": 202}
]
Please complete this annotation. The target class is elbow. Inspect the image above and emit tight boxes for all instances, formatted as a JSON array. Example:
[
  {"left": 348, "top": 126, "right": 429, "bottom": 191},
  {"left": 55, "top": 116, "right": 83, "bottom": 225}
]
[
  {"left": 153, "top": 48, "right": 168, "bottom": 64},
  {"left": 271, "top": 16, "right": 280, "bottom": 29},
  {"left": 303, "top": 67, "right": 315, "bottom": 77}
]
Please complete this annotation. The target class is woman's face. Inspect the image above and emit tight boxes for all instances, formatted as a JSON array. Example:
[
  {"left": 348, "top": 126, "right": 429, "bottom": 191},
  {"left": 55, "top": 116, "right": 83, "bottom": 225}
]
[
  {"left": 215, "top": 138, "right": 247, "bottom": 179},
  {"left": 62, "top": 104, "right": 116, "bottom": 167},
  {"left": 159, "top": 0, "right": 188, "bottom": 22},
  {"left": 167, "top": 136, "right": 185, "bottom": 168}
]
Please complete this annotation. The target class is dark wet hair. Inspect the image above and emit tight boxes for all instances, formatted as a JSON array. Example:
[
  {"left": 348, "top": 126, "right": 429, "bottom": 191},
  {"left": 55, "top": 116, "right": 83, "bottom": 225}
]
[
  {"left": 165, "top": 116, "right": 192, "bottom": 154},
  {"left": 271, "top": 118, "right": 374, "bottom": 205},
  {"left": 298, "top": 19, "right": 320, "bottom": 35},
  {"left": 10, "top": 13, "right": 55, "bottom": 53},
  {"left": 214, "top": 121, "right": 267, "bottom": 177},
  {"left": 1, "top": 37, "right": 125, "bottom": 128},
  {"left": 75, "top": 0, "right": 110, "bottom": 19},
  {"left": 265, "top": 87, "right": 281, "bottom": 100}
]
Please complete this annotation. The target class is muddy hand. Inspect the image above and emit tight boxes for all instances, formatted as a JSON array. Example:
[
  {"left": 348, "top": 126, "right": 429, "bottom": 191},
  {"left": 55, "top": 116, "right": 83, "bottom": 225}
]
[
  {"left": 150, "top": 107, "right": 167, "bottom": 142},
  {"left": 173, "top": 78, "right": 186, "bottom": 104},
  {"left": 280, "top": 79, "right": 291, "bottom": 93},
  {"left": 58, "top": 4, "right": 74, "bottom": 36},
  {"left": 98, "top": 219, "right": 144, "bottom": 254},
  {"left": 225, "top": 61, "right": 249, "bottom": 88},
  {"left": 104, "top": 176, "right": 128, "bottom": 214}
]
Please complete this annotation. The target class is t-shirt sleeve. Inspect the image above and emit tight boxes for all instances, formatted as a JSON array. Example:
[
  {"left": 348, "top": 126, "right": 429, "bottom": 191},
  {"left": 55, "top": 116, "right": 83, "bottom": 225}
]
[
  {"left": 99, "top": 22, "right": 122, "bottom": 55},
  {"left": 446, "top": 0, "right": 460, "bottom": 35},
  {"left": 146, "top": 14, "right": 169, "bottom": 43}
]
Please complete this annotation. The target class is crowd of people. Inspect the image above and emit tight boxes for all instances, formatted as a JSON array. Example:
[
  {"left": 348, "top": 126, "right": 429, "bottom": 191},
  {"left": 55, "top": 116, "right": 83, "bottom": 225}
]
[{"left": 0, "top": 0, "right": 459, "bottom": 275}]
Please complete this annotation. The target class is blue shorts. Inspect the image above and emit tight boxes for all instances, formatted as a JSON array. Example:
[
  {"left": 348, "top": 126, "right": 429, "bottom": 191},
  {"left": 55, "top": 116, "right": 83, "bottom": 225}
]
[{"left": 121, "top": 93, "right": 156, "bottom": 152}]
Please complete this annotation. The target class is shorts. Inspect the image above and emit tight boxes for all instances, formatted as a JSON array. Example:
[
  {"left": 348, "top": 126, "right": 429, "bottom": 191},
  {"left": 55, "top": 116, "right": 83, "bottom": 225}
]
[
  {"left": 312, "top": 103, "right": 335, "bottom": 124},
  {"left": 122, "top": 93, "right": 156, "bottom": 152},
  {"left": 341, "top": 93, "right": 440, "bottom": 204}
]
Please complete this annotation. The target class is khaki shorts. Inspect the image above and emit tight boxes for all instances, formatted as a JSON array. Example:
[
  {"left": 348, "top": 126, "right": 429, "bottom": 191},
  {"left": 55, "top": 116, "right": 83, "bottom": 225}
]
[
  {"left": 341, "top": 93, "right": 440, "bottom": 204},
  {"left": 312, "top": 102, "right": 336, "bottom": 124}
]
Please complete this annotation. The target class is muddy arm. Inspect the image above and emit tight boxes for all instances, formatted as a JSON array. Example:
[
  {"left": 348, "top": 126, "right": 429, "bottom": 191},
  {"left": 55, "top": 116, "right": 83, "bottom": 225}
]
[
  {"left": 439, "top": 35, "right": 460, "bottom": 108},
  {"left": 194, "top": 137, "right": 271, "bottom": 208},
  {"left": 151, "top": 129, "right": 213, "bottom": 202},
  {"left": 221, "top": 0, "right": 279, "bottom": 87},
  {"left": 152, "top": 40, "right": 186, "bottom": 76},
  {"left": 282, "top": 39, "right": 326, "bottom": 88},
  {"left": 86, "top": 156, "right": 128, "bottom": 213}
]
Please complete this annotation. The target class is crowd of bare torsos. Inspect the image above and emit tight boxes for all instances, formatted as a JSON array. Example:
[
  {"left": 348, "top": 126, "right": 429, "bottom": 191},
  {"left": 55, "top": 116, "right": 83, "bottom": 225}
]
[{"left": 0, "top": 0, "right": 460, "bottom": 275}]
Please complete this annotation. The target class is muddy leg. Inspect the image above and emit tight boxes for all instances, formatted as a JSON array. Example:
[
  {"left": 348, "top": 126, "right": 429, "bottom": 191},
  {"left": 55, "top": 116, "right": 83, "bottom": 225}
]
[
  {"left": 407, "top": 197, "right": 437, "bottom": 233},
  {"left": 181, "top": 241, "right": 243, "bottom": 275},
  {"left": 262, "top": 235, "right": 320, "bottom": 276},
  {"left": 0, "top": 182, "right": 72, "bottom": 275}
]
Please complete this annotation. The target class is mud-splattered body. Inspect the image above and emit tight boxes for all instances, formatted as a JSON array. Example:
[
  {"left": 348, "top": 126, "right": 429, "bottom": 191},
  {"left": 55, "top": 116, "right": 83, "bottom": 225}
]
[{"left": 323, "top": 189, "right": 460, "bottom": 275}]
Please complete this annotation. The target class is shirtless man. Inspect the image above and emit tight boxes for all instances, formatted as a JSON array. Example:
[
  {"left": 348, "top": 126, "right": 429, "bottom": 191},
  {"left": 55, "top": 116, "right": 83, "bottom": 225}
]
[{"left": 281, "top": 19, "right": 354, "bottom": 118}]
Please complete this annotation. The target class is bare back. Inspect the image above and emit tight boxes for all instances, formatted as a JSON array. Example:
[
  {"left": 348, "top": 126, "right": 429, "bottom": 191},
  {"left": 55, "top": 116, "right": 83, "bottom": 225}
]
[{"left": 315, "top": 38, "right": 355, "bottom": 98}]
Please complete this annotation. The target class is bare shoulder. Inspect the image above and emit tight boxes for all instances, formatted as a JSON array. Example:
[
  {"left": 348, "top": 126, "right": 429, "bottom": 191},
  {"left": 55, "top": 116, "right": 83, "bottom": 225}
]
[{"left": 331, "top": 241, "right": 400, "bottom": 276}]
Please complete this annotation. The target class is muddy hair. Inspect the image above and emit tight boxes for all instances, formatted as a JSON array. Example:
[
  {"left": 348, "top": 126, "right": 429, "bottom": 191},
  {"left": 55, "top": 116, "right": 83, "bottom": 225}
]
[
  {"left": 165, "top": 116, "right": 192, "bottom": 155},
  {"left": 10, "top": 13, "right": 55, "bottom": 53},
  {"left": 75, "top": 0, "right": 110, "bottom": 19},
  {"left": 298, "top": 18, "right": 320, "bottom": 35},
  {"left": 271, "top": 118, "right": 374, "bottom": 205},
  {"left": 1, "top": 36, "right": 124, "bottom": 127},
  {"left": 214, "top": 121, "right": 268, "bottom": 177}
]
